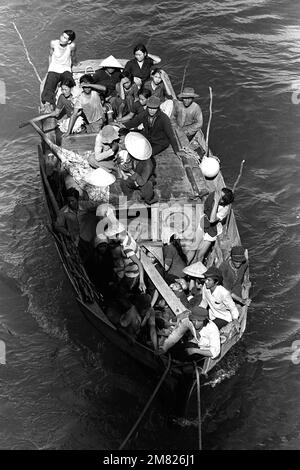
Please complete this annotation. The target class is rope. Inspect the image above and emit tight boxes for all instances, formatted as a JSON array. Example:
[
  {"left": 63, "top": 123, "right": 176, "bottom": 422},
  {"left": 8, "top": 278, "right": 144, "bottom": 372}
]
[
  {"left": 205, "top": 87, "right": 213, "bottom": 155},
  {"left": 118, "top": 354, "right": 172, "bottom": 450},
  {"left": 12, "top": 21, "right": 42, "bottom": 84},
  {"left": 180, "top": 54, "right": 192, "bottom": 94},
  {"left": 194, "top": 362, "right": 202, "bottom": 450}
]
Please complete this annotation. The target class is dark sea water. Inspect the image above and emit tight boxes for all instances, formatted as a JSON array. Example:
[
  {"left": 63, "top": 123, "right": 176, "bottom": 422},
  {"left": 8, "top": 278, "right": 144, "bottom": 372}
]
[{"left": 0, "top": 0, "right": 300, "bottom": 450}]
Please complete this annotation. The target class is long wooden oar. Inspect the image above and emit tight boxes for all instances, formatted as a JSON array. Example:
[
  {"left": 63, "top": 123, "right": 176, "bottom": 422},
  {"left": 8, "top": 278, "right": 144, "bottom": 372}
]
[
  {"left": 205, "top": 87, "right": 213, "bottom": 156},
  {"left": 224, "top": 159, "right": 246, "bottom": 235}
]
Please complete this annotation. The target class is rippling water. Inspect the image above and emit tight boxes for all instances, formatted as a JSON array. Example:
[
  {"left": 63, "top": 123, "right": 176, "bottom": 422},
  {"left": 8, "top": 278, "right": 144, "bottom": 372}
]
[{"left": 0, "top": 0, "right": 299, "bottom": 450}]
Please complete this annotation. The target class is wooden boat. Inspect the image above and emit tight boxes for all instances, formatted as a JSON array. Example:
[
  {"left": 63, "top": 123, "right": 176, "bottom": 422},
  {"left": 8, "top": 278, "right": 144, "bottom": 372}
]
[{"left": 33, "top": 58, "right": 251, "bottom": 414}]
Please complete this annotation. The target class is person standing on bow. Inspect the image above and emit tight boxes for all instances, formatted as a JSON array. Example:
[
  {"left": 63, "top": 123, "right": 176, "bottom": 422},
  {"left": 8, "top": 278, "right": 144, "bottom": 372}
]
[
  {"left": 124, "top": 96, "right": 181, "bottom": 158},
  {"left": 41, "top": 30, "right": 77, "bottom": 110},
  {"left": 123, "top": 43, "right": 161, "bottom": 87}
]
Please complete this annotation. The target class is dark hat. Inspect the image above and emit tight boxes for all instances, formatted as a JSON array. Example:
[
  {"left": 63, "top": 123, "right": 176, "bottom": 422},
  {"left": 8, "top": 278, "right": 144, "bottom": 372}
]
[
  {"left": 203, "top": 266, "right": 223, "bottom": 283},
  {"left": 189, "top": 306, "right": 208, "bottom": 322},
  {"left": 147, "top": 96, "right": 161, "bottom": 108},
  {"left": 231, "top": 245, "right": 246, "bottom": 261}
]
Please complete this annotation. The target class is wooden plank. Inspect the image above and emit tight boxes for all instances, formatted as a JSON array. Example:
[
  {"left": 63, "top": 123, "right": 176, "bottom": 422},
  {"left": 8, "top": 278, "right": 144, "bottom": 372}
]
[
  {"left": 61, "top": 133, "right": 97, "bottom": 153},
  {"left": 140, "top": 251, "right": 189, "bottom": 319}
]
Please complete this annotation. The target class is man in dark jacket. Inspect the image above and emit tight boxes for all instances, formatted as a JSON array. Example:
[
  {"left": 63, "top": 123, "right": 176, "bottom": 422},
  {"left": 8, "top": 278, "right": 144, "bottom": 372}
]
[{"left": 124, "top": 96, "right": 180, "bottom": 157}]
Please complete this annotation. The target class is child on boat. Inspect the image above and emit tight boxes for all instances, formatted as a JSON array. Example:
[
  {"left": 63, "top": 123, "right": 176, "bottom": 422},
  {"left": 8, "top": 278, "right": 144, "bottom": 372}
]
[{"left": 41, "top": 30, "right": 77, "bottom": 109}]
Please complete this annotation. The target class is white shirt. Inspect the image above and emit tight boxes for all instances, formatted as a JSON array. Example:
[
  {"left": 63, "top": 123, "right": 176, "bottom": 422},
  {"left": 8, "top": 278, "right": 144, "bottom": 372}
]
[
  {"left": 48, "top": 40, "right": 73, "bottom": 73},
  {"left": 197, "top": 320, "right": 220, "bottom": 359},
  {"left": 200, "top": 284, "right": 239, "bottom": 323}
]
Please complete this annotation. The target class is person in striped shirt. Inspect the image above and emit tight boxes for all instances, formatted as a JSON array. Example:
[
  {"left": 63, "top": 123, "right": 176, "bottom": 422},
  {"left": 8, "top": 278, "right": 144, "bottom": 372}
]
[{"left": 105, "top": 222, "right": 146, "bottom": 293}]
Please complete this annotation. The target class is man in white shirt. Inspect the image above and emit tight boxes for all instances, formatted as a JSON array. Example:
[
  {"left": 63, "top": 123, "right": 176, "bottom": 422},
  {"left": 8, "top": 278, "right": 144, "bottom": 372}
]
[
  {"left": 41, "top": 30, "right": 77, "bottom": 108},
  {"left": 159, "top": 312, "right": 220, "bottom": 359},
  {"left": 200, "top": 266, "right": 239, "bottom": 329}
]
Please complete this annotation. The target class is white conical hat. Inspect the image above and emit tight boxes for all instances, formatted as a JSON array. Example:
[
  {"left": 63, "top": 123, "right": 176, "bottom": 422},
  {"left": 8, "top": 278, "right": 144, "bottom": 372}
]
[
  {"left": 124, "top": 132, "right": 152, "bottom": 160},
  {"left": 143, "top": 244, "right": 164, "bottom": 266},
  {"left": 183, "top": 261, "right": 207, "bottom": 278},
  {"left": 84, "top": 168, "right": 116, "bottom": 187},
  {"left": 99, "top": 55, "right": 123, "bottom": 69}
]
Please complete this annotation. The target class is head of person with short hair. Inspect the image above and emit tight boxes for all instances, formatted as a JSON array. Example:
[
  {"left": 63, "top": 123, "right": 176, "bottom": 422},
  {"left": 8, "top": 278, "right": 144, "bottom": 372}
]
[
  {"left": 60, "top": 79, "right": 74, "bottom": 98},
  {"left": 138, "top": 88, "right": 151, "bottom": 107},
  {"left": 219, "top": 187, "right": 234, "bottom": 206},
  {"left": 121, "top": 70, "right": 135, "bottom": 90},
  {"left": 150, "top": 68, "right": 163, "bottom": 86},
  {"left": 203, "top": 266, "right": 223, "bottom": 292},
  {"left": 133, "top": 43, "right": 148, "bottom": 62},
  {"left": 79, "top": 74, "right": 94, "bottom": 94},
  {"left": 65, "top": 187, "right": 79, "bottom": 211},
  {"left": 59, "top": 30, "right": 76, "bottom": 46}
]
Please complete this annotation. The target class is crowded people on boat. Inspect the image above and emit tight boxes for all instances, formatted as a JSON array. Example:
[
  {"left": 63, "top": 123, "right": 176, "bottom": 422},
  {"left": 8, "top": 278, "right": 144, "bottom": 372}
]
[
  {"left": 161, "top": 228, "right": 188, "bottom": 284},
  {"left": 92, "top": 55, "right": 123, "bottom": 101},
  {"left": 219, "top": 245, "right": 250, "bottom": 306},
  {"left": 41, "top": 30, "right": 77, "bottom": 110},
  {"left": 123, "top": 43, "right": 161, "bottom": 86},
  {"left": 119, "top": 132, "right": 158, "bottom": 205},
  {"left": 199, "top": 266, "right": 239, "bottom": 330},
  {"left": 158, "top": 308, "right": 220, "bottom": 359},
  {"left": 65, "top": 74, "right": 106, "bottom": 135},
  {"left": 87, "top": 124, "right": 120, "bottom": 173},
  {"left": 115, "top": 88, "right": 151, "bottom": 123},
  {"left": 188, "top": 187, "right": 234, "bottom": 264},
  {"left": 124, "top": 95, "right": 180, "bottom": 157}
]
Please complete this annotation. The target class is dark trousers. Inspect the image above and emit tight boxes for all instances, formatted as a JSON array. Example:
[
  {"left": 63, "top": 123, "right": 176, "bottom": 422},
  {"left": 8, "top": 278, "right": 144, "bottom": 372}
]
[
  {"left": 41, "top": 71, "right": 74, "bottom": 105},
  {"left": 120, "top": 178, "right": 154, "bottom": 204},
  {"left": 151, "top": 142, "right": 169, "bottom": 157},
  {"left": 213, "top": 318, "right": 229, "bottom": 330}
]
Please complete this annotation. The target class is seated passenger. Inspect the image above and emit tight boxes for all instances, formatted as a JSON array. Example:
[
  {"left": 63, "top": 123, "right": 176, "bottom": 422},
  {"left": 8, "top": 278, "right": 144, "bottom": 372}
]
[
  {"left": 113, "top": 71, "right": 139, "bottom": 119},
  {"left": 159, "top": 308, "right": 220, "bottom": 359},
  {"left": 143, "top": 68, "right": 174, "bottom": 117},
  {"left": 88, "top": 125, "right": 120, "bottom": 173},
  {"left": 105, "top": 221, "right": 146, "bottom": 293},
  {"left": 115, "top": 88, "right": 151, "bottom": 124},
  {"left": 172, "top": 87, "right": 203, "bottom": 136},
  {"left": 65, "top": 74, "right": 106, "bottom": 135},
  {"left": 199, "top": 266, "right": 239, "bottom": 330},
  {"left": 54, "top": 187, "right": 97, "bottom": 262},
  {"left": 188, "top": 187, "right": 234, "bottom": 264},
  {"left": 92, "top": 55, "right": 123, "bottom": 101},
  {"left": 162, "top": 229, "right": 188, "bottom": 284},
  {"left": 219, "top": 245, "right": 250, "bottom": 306},
  {"left": 182, "top": 260, "right": 207, "bottom": 306},
  {"left": 41, "top": 29, "right": 77, "bottom": 109},
  {"left": 123, "top": 43, "right": 161, "bottom": 87},
  {"left": 119, "top": 132, "right": 157, "bottom": 205},
  {"left": 125, "top": 96, "right": 181, "bottom": 158}
]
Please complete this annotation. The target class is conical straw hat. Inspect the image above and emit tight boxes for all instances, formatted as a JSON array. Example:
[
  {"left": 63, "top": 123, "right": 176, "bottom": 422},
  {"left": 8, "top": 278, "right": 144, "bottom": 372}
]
[
  {"left": 143, "top": 244, "right": 164, "bottom": 266},
  {"left": 124, "top": 132, "right": 152, "bottom": 160},
  {"left": 99, "top": 55, "right": 123, "bottom": 69},
  {"left": 183, "top": 261, "right": 207, "bottom": 278},
  {"left": 84, "top": 168, "right": 116, "bottom": 187}
]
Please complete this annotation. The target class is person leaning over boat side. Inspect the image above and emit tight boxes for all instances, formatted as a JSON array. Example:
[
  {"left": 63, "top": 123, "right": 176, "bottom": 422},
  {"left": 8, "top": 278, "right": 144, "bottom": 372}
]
[
  {"left": 115, "top": 88, "right": 151, "bottom": 124},
  {"left": 87, "top": 125, "right": 119, "bottom": 173},
  {"left": 219, "top": 245, "right": 251, "bottom": 306},
  {"left": 104, "top": 221, "right": 146, "bottom": 293},
  {"left": 124, "top": 96, "right": 182, "bottom": 158},
  {"left": 171, "top": 87, "right": 207, "bottom": 154},
  {"left": 199, "top": 266, "right": 239, "bottom": 330},
  {"left": 64, "top": 74, "right": 106, "bottom": 136},
  {"left": 159, "top": 308, "right": 220, "bottom": 359},
  {"left": 188, "top": 187, "right": 234, "bottom": 264},
  {"left": 118, "top": 132, "right": 157, "bottom": 205},
  {"left": 123, "top": 43, "right": 161, "bottom": 87},
  {"left": 41, "top": 29, "right": 77, "bottom": 109}
]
